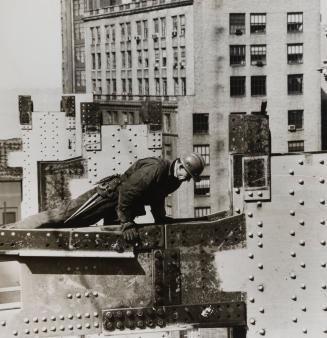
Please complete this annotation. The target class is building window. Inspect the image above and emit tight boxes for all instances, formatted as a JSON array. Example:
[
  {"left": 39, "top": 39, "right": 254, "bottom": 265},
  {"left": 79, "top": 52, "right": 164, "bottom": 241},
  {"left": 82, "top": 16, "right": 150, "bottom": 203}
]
[
  {"left": 288, "top": 74, "right": 303, "bottom": 94},
  {"left": 120, "top": 23, "right": 125, "bottom": 40},
  {"left": 92, "top": 53, "right": 96, "bottom": 69},
  {"left": 161, "top": 17, "right": 166, "bottom": 37},
  {"left": 251, "top": 45, "right": 266, "bottom": 66},
  {"left": 112, "top": 79, "right": 117, "bottom": 94},
  {"left": 193, "top": 145, "right": 210, "bottom": 165},
  {"left": 153, "top": 18, "right": 159, "bottom": 34},
  {"left": 172, "top": 16, "right": 178, "bottom": 34},
  {"left": 193, "top": 114, "right": 209, "bottom": 134},
  {"left": 180, "top": 15, "right": 185, "bottom": 36},
  {"left": 250, "top": 13, "right": 266, "bottom": 34},
  {"left": 106, "top": 52, "right": 110, "bottom": 68},
  {"left": 287, "top": 44, "right": 303, "bottom": 64},
  {"left": 144, "top": 50, "right": 149, "bottom": 67},
  {"left": 173, "top": 47, "right": 178, "bottom": 67},
  {"left": 112, "top": 52, "right": 116, "bottom": 68},
  {"left": 154, "top": 50, "right": 160, "bottom": 67},
  {"left": 251, "top": 76, "right": 266, "bottom": 96},
  {"left": 128, "top": 79, "right": 132, "bottom": 95},
  {"left": 91, "top": 27, "right": 96, "bottom": 44},
  {"left": 194, "top": 207, "right": 211, "bottom": 218},
  {"left": 174, "top": 78, "right": 179, "bottom": 95},
  {"left": 96, "top": 26, "right": 101, "bottom": 43},
  {"left": 166, "top": 204, "right": 172, "bottom": 216},
  {"left": 97, "top": 53, "right": 101, "bottom": 69},
  {"left": 106, "top": 79, "right": 110, "bottom": 94},
  {"left": 288, "top": 110, "right": 303, "bottom": 129},
  {"left": 105, "top": 25, "right": 110, "bottom": 42},
  {"left": 3, "top": 212, "right": 16, "bottom": 224},
  {"left": 127, "top": 51, "right": 132, "bottom": 68},
  {"left": 136, "top": 21, "right": 142, "bottom": 36},
  {"left": 137, "top": 51, "right": 142, "bottom": 68},
  {"left": 164, "top": 114, "right": 171, "bottom": 132},
  {"left": 164, "top": 143, "right": 172, "bottom": 157},
  {"left": 162, "top": 49, "right": 167, "bottom": 67},
  {"left": 230, "top": 13, "right": 245, "bottom": 35},
  {"left": 138, "top": 78, "right": 143, "bottom": 95},
  {"left": 287, "top": 12, "right": 303, "bottom": 33},
  {"left": 123, "top": 111, "right": 134, "bottom": 124},
  {"left": 194, "top": 176, "right": 210, "bottom": 196},
  {"left": 81, "top": 71, "right": 86, "bottom": 87},
  {"left": 122, "top": 79, "right": 126, "bottom": 93},
  {"left": 180, "top": 47, "right": 186, "bottom": 67},
  {"left": 126, "top": 22, "right": 131, "bottom": 39},
  {"left": 92, "top": 79, "right": 96, "bottom": 92},
  {"left": 111, "top": 24, "right": 116, "bottom": 41},
  {"left": 162, "top": 78, "right": 167, "bottom": 96},
  {"left": 288, "top": 140, "right": 304, "bottom": 152},
  {"left": 144, "top": 78, "right": 149, "bottom": 95},
  {"left": 155, "top": 78, "right": 160, "bottom": 95},
  {"left": 181, "top": 78, "right": 186, "bottom": 96},
  {"left": 103, "top": 111, "right": 118, "bottom": 124},
  {"left": 230, "top": 45, "right": 246, "bottom": 66},
  {"left": 143, "top": 20, "right": 148, "bottom": 39},
  {"left": 230, "top": 76, "right": 246, "bottom": 97},
  {"left": 97, "top": 79, "right": 102, "bottom": 94}
]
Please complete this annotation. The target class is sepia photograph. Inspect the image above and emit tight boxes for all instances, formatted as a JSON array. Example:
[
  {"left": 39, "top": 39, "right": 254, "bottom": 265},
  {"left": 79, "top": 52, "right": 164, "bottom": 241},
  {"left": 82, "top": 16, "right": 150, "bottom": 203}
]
[{"left": 0, "top": 0, "right": 326, "bottom": 337}]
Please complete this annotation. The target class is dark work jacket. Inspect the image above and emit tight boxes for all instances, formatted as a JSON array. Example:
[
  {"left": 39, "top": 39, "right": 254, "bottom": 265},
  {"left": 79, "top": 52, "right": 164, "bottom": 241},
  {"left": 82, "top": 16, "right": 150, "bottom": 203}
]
[{"left": 117, "top": 157, "right": 181, "bottom": 223}]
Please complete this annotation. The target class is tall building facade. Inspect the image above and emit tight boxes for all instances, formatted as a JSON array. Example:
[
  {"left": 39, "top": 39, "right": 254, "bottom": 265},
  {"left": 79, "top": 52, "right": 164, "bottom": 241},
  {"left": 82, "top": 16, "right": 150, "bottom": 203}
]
[{"left": 61, "top": 0, "right": 321, "bottom": 218}]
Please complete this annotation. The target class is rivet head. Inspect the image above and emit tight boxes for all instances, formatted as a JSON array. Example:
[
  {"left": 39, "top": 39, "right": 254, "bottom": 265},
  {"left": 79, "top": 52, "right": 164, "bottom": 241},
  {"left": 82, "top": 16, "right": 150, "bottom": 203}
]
[
  {"left": 322, "top": 284, "right": 327, "bottom": 289},
  {"left": 59, "top": 325, "right": 65, "bottom": 331},
  {"left": 292, "top": 317, "right": 298, "bottom": 323},
  {"left": 12, "top": 330, "right": 18, "bottom": 336},
  {"left": 321, "top": 199, "right": 326, "bottom": 205},
  {"left": 68, "top": 325, "right": 73, "bottom": 330},
  {"left": 291, "top": 295, "right": 297, "bottom": 301},
  {"left": 322, "top": 262, "right": 326, "bottom": 267},
  {"left": 259, "top": 328, "right": 265, "bottom": 335},
  {"left": 67, "top": 293, "right": 72, "bottom": 299},
  {"left": 298, "top": 160, "right": 304, "bottom": 165},
  {"left": 300, "top": 262, "right": 306, "bottom": 268},
  {"left": 235, "top": 188, "right": 240, "bottom": 194},
  {"left": 76, "top": 293, "right": 81, "bottom": 298},
  {"left": 290, "top": 273, "right": 296, "bottom": 279},
  {"left": 290, "top": 210, "right": 295, "bottom": 216},
  {"left": 248, "top": 233, "right": 254, "bottom": 238},
  {"left": 258, "top": 285, "right": 264, "bottom": 291},
  {"left": 249, "top": 275, "right": 254, "bottom": 281},
  {"left": 298, "top": 200, "right": 304, "bottom": 205},
  {"left": 259, "top": 307, "right": 265, "bottom": 313},
  {"left": 320, "top": 160, "right": 325, "bottom": 164},
  {"left": 257, "top": 232, "right": 263, "bottom": 238},
  {"left": 298, "top": 179, "right": 304, "bottom": 185},
  {"left": 93, "top": 312, "right": 99, "bottom": 318},
  {"left": 68, "top": 314, "right": 73, "bottom": 319},
  {"left": 50, "top": 326, "right": 56, "bottom": 331},
  {"left": 85, "top": 291, "right": 90, "bottom": 297},
  {"left": 92, "top": 291, "right": 98, "bottom": 297},
  {"left": 301, "top": 283, "right": 306, "bottom": 289},
  {"left": 85, "top": 312, "right": 90, "bottom": 318},
  {"left": 1, "top": 321, "right": 5, "bottom": 327},
  {"left": 289, "top": 169, "right": 294, "bottom": 175},
  {"left": 42, "top": 327, "right": 47, "bottom": 332},
  {"left": 248, "top": 192, "right": 253, "bottom": 197},
  {"left": 299, "top": 240, "right": 305, "bottom": 246},
  {"left": 289, "top": 189, "right": 295, "bottom": 195},
  {"left": 299, "top": 220, "right": 305, "bottom": 225},
  {"left": 258, "top": 242, "right": 263, "bottom": 248},
  {"left": 301, "top": 306, "right": 307, "bottom": 311},
  {"left": 76, "top": 313, "right": 82, "bottom": 319},
  {"left": 290, "top": 230, "right": 296, "bottom": 236},
  {"left": 51, "top": 316, "right": 56, "bottom": 321},
  {"left": 85, "top": 323, "right": 91, "bottom": 328},
  {"left": 257, "top": 202, "right": 262, "bottom": 207},
  {"left": 321, "top": 240, "right": 326, "bottom": 246},
  {"left": 42, "top": 317, "right": 47, "bottom": 322},
  {"left": 249, "top": 318, "right": 256, "bottom": 325},
  {"left": 249, "top": 297, "right": 255, "bottom": 303},
  {"left": 291, "top": 251, "right": 296, "bottom": 257},
  {"left": 24, "top": 318, "right": 29, "bottom": 324},
  {"left": 258, "top": 263, "right": 263, "bottom": 269},
  {"left": 33, "top": 328, "right": 38, "bottom": 333},
  {"left": 257, "top": 221, "right": 263, "bottom": 227},
  {"left": 94, "top": 322, "right": 99, "bottom": 328},
  {"left": 248, "top": 212, "right": 253, "bottom": 217},
  {"left": 303, "top": 328, "right": 307, "bottom": 333},
  {"left": 33, "top": 317, "right": 38, "bottom": 323},
  {"left": 235, "top": 208, "right": 241, "bottom": 214},
  {"left": 320, "top": 178, "right": 325, "bottom": 184},
  {"left": 77, "top": 324, "right": 82, "bottom": 329},
  {"left": 248, "top": 253, "right": 254, "bottom": 259},
  {"left": 321, "top": 220, "right": 326, "bottom": 225},
  {"left": 25, "top": 329, "right": 30, "bottom": 334}
]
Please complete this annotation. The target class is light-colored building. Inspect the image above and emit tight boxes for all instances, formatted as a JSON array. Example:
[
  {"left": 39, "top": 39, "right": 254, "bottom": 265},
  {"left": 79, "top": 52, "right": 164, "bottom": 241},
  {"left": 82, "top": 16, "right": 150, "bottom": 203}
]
[{"left": 62, "top": 0, "right": 322, "bottom": 217}]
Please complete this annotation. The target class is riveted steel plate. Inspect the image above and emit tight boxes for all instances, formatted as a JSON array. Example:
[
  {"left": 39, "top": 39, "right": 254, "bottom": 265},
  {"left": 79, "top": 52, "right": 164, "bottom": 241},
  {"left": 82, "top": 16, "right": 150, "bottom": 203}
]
[
  {"left": 165, "top": 214, "right": 245, "bottom": 249},
  {"left": 60, "top": 96, "right": 75, "bottom": 117},
  {"left": 102, "top": 302, "right": 246, "bottom": 334}
]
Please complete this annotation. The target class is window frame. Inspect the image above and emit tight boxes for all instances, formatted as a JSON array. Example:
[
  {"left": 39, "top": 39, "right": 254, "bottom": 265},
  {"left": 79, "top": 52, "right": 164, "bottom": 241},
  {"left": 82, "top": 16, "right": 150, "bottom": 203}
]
[
  {"left": 230, "top": 45, "right": 246, "bottom": 66},
  {"left": 287, "top": 12, "right": 303, "bottom": 33},
  {"left": 288, "top": 74, "right": 303, "bottom": 95},
  {"left": 250, "top": 13, "right": 266, "bottom": 34},
  {"left": 288, "top": 110, "right": 303, "bottom": 129},
  {"left": 193, "top": 113, "right": 209, "bottom": 135},
  {"left": 287, "top": 43, "right": 303, "bottom": 64},
  {"left": 194, "top": 176, "right": 210, "bottom": 196},
  {"left": 250, "top": 45, "right": 266, "bottom": 66},
  {"left": 288, "top": 140, "right": 304, "bottom": 152},
  {"left": 193, "top": 144, "right": 210, "bottom": 165},
  {"left": 251, "top": 76, "right": 266, "bottom": 96},
  {"left": 230, "top": 13, "right": 246, "bottom": 35},
  {"left": 230, "top": 76, "right": 246, "bottom": 97}
]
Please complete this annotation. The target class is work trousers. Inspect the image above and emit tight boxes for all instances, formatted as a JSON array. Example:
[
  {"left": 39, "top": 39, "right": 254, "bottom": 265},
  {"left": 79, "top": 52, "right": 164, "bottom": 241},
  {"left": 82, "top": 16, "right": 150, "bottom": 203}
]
[{"left": 5, "top": 187, "right": 119, "bottom": 229}]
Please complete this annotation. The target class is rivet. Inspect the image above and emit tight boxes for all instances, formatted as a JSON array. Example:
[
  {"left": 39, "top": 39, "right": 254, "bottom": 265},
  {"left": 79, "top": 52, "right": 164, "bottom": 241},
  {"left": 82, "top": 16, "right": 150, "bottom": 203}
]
[
  {"left": 13, "top": 330, "right": 18, "bottom": 336},
  {"left": 259, "top": 307, "right": 264, "bottom": 313},
  {"left": 249, "top": 318, "right": 256, "bottom": 325},
  {"left": 323, "top": 328, "right": 327, "bottom": 333},
  {"left": 298, "top": 200, "right": 304, "bottom": 205},
  {"left": 32, "top": 317, "right": 38, "bottom": 323},
  {"left": 1, "top": 321, "right": 5, "bottom": 326},
  {"left": 248, "top": 192, "right": 253, "bottom": 197},
  {"left": 259, "top": 328, "right": 265, "bottom": 335},
  {"left": 257, "top": 232, "right": 263, "bottom": 238},
  {"left": 59, "top": 315, "right": 64, "bottom": 320},
  {"left": 248, "top": 233, "right": 254, "bottom": 238},
  {"left": 298, "top": 179, "right": 304, "bottom": 185},
  {"left": 51, "top": 316, "right": 56, "bottom": 321},
  {"left": 249, "top": 275, "right": 254, "bottom": 281},
  {"left": 50, "top": 326, "right": 56, "bottom": 331},
  {"left": 42, "top": 327, "right": 47, "bottom": 332},
  {"left": 25, "top": 329, "right": 30, "bottom": 334},
  {"left": 321, "top": 199, "right": 326, "bottom": 205},
  {"left": 320, "top": 160, "right": 325, "bottom": 164},
  {"left": 258, "top": 285, "right": 264, "bottom": 291},
  {"left": 257, "top": 221, "right": 263, "bottom": 227},
  {"left": 290, "top": 273, "right": 296, "bottom": 279},
  {"left": 298, "top": 160, "right": 304, "bottom": 165},
  {"left": 67, "top": 293, "right": 72, "bottom": 299},
  {"left": 249, "top": 297, "right": 255, "bottom": 303},
  {"left": 24, "top": 318, "right": 29, "bottom": 324},
  {"left": 85, "top": 291, "right": 90, "bottom": 297},
  {"left": 323, "top": 306, "right": 327, "bottom": 311},
  {"left": 68, "top": 314, "right": 73, "bottom": 319},
  {"left": 258, "top": 242, "right": 263, "bottom": 248},
  {"left": 299, "top": 240, "right": 305, "bottom": 246},
  {"left": 257, "top": 202, "right": 262, "bottom": 207},
  {"left": 235, "top": 208, "right": 241, "bottom": 214},
  {"left": 301, "top": 306, "right": 307, "bottom": 311},
  {"left": 322, "top": 284, "right": 327, "bottom": 289},
  {"left": 291, "top": 295, "right": 297, "bottom": 301},
  {"left": 76, "top": 293, "right": 81, "bottom": 298},
  {"left": 300, "top": 262, "right": 306, "bottom": 268},
  {"left": 322, "top": 262, "right": 326, "bottom": 268},
  {"left": 322, "top": 240, "right": 326, "bottom": 246},
  {"left": 94, "top": 322, "right": 99, "bottom": 328},
  {"left": 76, "top": 313, "right": 82, "bottom": 319},
  {"left": 93, "top": 312, "right": 99, "bottom": 317},
  {"left": 60, "top": 325, "right": 65, "bottom": 331},
  {"left": 289, "top": 169, "right": 294, "bottom": 175},
  {"left": 321, "top": 220, "right": 326, "bottom": 225},
  {"left": 299, "top": 220, "right": 305, "bottom": 225},
  {"left": 303, "top": 328, "right": 307, "bottom": 334},
  {"left": 289, "top": 189, "right": 295, "bottom": 195},
  {"left": 248, "top": 212, "right": 253, "bottom": 217},
  {"left": 93, "top": 291, "right": 98, "bottom": 297},
  {"left": 320, "top": 178, "right": 325, "bottom": 184},
  {"left": 85, "top": 313, "right": 90, "bottom": 318},
  {"left": 42, "top": 317, "right": 47, "bottom": 322},
  {"left": 46, "top": 233, "right": 51, "bottom": 237},
  {"left": 258, "top": 263, "right": 263, "bottom": 269},
  {"left": 292, "top": 317, "right": 298, "bottom": 323},
  {"left": 235, "top": 188, "right": 240, "bottom": 194},
  {"left": 258, "top": 192, "right": 263, "bottom": 197},
  {"left": 301, "top": 283, "right": 306, "bottom": 289},
  {"left": 290, "top": 210, "right": 295, "bottom": 216},
  {"left": 33, "top": 328, "right": 38, "bottom": 333},
  {"left": 85, "top": 323, "right": 91, "bottom": 328},
  {"left": 291, "top": 251, "right": 296, "bottom": 257},
  {"left": 248, "top": 253, "right": 254, "bottom": 259},
  {"left": 68, "top": 325, "right": 73, "bottom": 330},
  {"left": 290, "top": 230, "right": 296, "bottom": 236},
  {"left": 77, "top": 324, "right": 82, "bottom": 329}
]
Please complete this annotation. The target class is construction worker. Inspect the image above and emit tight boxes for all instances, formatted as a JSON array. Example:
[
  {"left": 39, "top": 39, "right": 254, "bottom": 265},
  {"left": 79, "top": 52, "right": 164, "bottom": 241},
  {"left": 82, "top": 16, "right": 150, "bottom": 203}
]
[{"left": 5, "top": 153, "right": 205, "bottom": 242}]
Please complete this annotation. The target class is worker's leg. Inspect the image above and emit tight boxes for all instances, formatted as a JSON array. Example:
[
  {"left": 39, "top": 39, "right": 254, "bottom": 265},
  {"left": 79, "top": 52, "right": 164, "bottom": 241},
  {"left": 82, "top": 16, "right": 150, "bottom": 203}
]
[{"left": 4, "top": 187, "right": 99, "bottom": 229}]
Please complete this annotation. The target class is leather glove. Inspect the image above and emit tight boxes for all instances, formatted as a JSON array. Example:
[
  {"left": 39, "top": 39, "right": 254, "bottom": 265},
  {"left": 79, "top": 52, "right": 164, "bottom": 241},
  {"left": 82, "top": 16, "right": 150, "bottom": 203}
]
[{"left": 121, "top": 222, "right": 139, "bottom": 242}]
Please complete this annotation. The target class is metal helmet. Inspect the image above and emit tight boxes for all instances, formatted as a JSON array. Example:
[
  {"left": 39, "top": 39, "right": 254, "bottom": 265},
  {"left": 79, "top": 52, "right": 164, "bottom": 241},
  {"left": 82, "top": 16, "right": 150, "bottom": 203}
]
[{"left": 180, "top": 152, "right": 205, "bottom": 181}]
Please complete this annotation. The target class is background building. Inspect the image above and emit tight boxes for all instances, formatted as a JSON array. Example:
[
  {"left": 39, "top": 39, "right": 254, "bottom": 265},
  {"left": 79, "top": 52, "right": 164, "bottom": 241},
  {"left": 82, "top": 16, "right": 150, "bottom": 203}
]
[
  {"left": 0, "top": 139, "right": 22, "bottom": 225},
  {"left": 61, "top": 0, "right": 321, "bottom": 218}
]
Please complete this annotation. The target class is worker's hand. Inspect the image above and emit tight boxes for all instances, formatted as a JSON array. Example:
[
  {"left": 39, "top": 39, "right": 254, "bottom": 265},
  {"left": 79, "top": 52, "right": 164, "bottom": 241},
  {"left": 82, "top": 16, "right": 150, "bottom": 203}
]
[{"left": 121, "top": 222, "right": 139, "bottom": 242}]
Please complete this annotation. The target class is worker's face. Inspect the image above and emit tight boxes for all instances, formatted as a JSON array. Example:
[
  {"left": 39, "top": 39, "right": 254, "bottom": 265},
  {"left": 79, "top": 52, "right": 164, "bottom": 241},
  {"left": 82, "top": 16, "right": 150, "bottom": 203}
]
[{"left": 176, "top": 163, "right": 192, "bottom": 182}]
